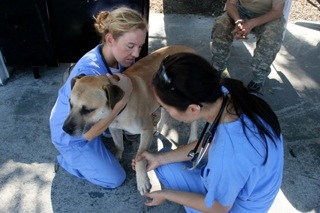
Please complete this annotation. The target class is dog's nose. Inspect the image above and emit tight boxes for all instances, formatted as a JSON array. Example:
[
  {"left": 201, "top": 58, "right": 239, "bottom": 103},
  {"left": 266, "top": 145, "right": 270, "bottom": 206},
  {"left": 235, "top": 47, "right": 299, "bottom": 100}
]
[{"left": 62, "top": 122, "right": 75, "bottom": 135}]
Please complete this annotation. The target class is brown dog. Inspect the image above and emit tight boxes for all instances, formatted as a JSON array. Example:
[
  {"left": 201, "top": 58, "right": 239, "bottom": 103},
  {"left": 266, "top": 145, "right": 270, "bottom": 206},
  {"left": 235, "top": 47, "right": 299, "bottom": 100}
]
[{"left": 63, "top": 45, "right": 198, "bottom": 195}]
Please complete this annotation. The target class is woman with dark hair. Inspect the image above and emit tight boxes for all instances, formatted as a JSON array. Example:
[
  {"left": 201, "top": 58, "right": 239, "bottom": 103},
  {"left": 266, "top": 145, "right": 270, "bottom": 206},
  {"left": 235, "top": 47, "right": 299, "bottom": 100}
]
[{"left": 132, "top": 52, "right": 283, "bottom": 212}]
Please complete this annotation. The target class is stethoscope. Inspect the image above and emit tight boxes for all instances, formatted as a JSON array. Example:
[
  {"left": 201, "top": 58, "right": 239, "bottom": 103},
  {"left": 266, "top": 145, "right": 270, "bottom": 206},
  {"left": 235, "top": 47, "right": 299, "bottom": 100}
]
[{"left": 187, "top": 94, "right": 228, "bottom": 170}]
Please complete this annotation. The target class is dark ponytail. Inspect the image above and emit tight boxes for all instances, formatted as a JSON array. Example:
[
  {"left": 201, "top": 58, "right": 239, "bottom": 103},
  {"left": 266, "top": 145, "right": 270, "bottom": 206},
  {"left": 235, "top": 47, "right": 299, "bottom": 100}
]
[
  {"left": 221, "top": 77, "right": 281, "bottom": 163},
  {"left": 153, "top": 52, "right": 281, "bottom": 163}
]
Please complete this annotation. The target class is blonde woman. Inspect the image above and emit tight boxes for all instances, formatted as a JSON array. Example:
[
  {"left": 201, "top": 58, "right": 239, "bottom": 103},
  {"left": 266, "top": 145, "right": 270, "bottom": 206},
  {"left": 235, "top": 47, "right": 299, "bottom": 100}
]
[{"left": 50, "top": 7, "right": 148, "bottom": 188}]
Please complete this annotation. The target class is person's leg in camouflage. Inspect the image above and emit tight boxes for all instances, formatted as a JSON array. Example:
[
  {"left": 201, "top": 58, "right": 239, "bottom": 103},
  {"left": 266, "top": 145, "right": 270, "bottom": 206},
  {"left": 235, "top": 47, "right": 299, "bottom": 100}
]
[
  {"left": 248, "top": 17, "right": 286, "bottom": 92},
  {"left": 211, "top": 13, "right": 234, "bottom": 76}
]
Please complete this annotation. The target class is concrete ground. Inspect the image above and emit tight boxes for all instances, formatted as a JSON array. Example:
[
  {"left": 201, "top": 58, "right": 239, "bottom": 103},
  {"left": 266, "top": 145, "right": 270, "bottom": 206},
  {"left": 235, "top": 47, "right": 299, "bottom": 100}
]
[{"left": 0, "top": 12, "right": 319, "bottom": 213}]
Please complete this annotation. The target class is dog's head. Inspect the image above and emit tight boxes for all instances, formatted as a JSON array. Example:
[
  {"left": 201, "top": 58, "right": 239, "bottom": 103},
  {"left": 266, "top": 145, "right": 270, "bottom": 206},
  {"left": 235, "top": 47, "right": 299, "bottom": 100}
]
[{"left": 62, "top": 74, "right": 124, "bottom": 136}]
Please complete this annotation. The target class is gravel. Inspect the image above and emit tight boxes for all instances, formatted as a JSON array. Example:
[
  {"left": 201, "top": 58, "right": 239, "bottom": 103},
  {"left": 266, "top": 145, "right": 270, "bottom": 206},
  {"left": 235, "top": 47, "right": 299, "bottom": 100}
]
[{"left": 150, "top": 0, "right": 320, "bottom": 23}]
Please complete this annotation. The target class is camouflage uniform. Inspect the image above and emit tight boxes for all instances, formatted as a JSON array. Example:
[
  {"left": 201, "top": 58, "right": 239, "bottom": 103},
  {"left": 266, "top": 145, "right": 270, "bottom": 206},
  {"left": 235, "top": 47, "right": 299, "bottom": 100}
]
[{"left": 211, "top": 4, "right": 286, "bottom": 84}]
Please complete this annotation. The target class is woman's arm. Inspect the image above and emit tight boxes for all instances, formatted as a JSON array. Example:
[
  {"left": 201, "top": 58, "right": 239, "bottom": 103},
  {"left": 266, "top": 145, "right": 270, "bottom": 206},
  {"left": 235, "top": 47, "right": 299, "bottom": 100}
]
[
  {"left": 83, "top": 73, "right": 132, "bottom": 141},
  {"left": 133, "top": 140, "right": 198, "bottom": 171},
  {"left": 159, "top": 140, "right": 198, "bottom": 164}
]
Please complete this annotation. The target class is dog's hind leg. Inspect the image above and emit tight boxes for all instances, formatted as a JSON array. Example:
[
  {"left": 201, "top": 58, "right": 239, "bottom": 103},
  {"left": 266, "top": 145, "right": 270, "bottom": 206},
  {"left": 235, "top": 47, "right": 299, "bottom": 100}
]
[
  {"left": 109, "top": 128, "right": 124, "bottom": 160},
  {"left": 157, "top": 107, "right": 198, "bottom": 144},
  {"left": 151, "top": 107, "right": 161, "bottom": 133},
  {"left": 154, "top": 107, "right": 169, "bottom": 136},
  {"left": 188, "top": 121, "right": 198, "bottom": 144}
]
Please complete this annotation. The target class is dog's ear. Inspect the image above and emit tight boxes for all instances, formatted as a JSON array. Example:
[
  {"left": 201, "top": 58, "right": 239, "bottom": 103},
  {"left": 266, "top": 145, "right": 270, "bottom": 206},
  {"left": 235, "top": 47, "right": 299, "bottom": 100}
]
[
  {"left": 71, "top": 74, "right": 86, "bottom": 89},
  {"left": 104, "top": 85, "right": 124, "bottom": 109}
]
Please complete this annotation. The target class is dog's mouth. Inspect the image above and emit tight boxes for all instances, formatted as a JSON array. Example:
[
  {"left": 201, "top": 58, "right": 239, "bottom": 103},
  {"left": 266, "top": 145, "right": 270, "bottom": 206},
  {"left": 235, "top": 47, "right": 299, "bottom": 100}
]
[{"left": 62, "top": 118, "right": 94, "bottom": 137}]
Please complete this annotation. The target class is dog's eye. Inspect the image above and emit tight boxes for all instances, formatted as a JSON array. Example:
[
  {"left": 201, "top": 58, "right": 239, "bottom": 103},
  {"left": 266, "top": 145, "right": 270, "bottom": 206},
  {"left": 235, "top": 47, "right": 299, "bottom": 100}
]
[{"left": 81, "top": 106, "right": 95, "bottom": 115}]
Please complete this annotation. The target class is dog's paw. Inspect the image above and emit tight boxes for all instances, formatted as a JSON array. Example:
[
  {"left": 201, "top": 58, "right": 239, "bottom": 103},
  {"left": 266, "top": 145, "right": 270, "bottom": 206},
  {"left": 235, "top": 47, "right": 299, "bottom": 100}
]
[{"left": 136, "top": 172, "right": 151, "bottom": 196}]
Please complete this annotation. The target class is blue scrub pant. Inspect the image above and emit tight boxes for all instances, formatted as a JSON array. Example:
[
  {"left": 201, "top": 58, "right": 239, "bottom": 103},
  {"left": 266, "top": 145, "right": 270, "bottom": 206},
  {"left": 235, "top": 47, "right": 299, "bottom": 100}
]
[
  {"left": 56, "top": 137, "right": 125, "bottom": 188},
  {"left": 155, "top": 149, "right": 207, "bottom": 213}
]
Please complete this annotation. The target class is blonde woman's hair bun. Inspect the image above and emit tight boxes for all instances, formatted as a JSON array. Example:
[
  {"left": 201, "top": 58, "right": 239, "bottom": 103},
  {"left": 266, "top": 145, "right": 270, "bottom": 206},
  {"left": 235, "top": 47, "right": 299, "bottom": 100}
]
[
  {"left": 93, "top": 7, "right": 148, "bottom": 43},
  {"left": 94, "top": 11, "right": 110, "bottom": 34}
]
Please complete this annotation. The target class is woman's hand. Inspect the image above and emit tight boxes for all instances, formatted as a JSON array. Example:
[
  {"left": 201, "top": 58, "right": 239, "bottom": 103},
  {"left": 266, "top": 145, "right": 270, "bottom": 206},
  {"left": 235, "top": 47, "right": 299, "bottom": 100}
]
[
  {"left": 107, "top": 73, "right": 133, "bottom": 103},
  {"left": 144, "top": 191, "right": 166, "bottom": 206},
  {"left": 132, "top": 151, "right": 162, "bottom": 172}
]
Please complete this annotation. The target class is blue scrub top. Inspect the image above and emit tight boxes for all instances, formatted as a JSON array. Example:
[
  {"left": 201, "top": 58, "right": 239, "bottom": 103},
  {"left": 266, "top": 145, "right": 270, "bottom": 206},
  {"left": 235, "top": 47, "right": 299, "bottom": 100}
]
[{"left": 201, "top": 115, "right": 283, "bottom": 212}]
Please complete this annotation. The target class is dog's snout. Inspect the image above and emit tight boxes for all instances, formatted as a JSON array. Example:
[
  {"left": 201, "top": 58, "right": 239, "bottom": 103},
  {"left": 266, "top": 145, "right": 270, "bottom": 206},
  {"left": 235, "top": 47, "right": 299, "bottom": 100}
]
[{"left": 62, "top": 122, "right": 76, "bottom": 135}]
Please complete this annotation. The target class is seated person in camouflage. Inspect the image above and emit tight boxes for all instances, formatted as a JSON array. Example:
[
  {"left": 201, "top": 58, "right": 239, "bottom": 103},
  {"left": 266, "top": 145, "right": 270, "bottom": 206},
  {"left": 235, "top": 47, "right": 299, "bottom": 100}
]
[{"left": 211, "top": 0, "right": 286, "bottom": 92}]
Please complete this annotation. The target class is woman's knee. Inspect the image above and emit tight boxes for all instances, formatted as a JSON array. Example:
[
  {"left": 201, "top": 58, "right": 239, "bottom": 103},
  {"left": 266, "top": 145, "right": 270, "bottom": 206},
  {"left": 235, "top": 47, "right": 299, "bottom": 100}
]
[{"left": 90, "top": 169, "right": 126, "bottom": 189}]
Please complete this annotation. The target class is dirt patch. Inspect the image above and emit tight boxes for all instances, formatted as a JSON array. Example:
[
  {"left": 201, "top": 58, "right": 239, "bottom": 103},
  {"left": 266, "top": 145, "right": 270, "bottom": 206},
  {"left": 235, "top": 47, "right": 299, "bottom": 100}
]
[{"left": 150, "top": 0, "right": 320, "bottom": 22}]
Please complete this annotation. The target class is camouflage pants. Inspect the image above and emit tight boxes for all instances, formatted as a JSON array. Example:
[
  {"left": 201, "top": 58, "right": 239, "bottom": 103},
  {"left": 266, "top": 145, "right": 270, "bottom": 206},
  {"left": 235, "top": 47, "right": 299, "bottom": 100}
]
[{"left": 211, "top": 5, "right": 286, "bottom": 83}]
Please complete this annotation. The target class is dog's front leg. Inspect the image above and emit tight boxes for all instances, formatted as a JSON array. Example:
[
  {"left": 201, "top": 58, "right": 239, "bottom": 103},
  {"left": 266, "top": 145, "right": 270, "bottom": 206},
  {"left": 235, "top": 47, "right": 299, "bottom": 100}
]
[
  {"left": 136, "top": 128, "right": 153, "bottom": 195},
  {"left": 109, "top": 128, "right": 124, "bottom": 160}
]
